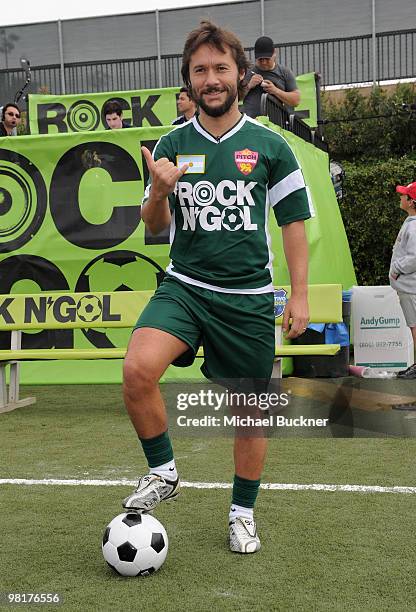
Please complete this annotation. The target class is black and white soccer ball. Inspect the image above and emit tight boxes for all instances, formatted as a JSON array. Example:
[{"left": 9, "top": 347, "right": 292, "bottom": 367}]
[
  {"left": 221, "top": 206, "right": 244, "bottom": 231},
  {"left": 102, "top": 512, "right": 168, "bottom": 577}
]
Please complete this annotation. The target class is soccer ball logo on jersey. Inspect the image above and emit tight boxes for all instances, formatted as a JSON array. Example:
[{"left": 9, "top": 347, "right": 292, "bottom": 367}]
[{"left": 176, "top": 179, "right": 258, "bottom": 232}]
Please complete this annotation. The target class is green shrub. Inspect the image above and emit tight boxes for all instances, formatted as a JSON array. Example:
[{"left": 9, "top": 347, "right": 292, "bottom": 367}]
[
  {"left": 321, "top": 84, "right": 416, "bottom": 161},
  {"left": 321, "top": 84, "right": 416, "bottom": 284},
  {"left": 17, "top": 110, "right": 27, "bottom": 135},
  {"left": 339, "top": 157, "right": 416, "bottom": 285}
]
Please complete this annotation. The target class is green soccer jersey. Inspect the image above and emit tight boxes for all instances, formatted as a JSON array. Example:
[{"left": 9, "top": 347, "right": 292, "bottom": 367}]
[{"left": 144, "top": 114, "right": 312, "bottom": 293}]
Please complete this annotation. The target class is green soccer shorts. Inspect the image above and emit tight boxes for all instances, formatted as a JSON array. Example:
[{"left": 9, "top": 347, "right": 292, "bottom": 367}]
[{"left": 134, "top": 275, "right": 275, "bottom": 380}]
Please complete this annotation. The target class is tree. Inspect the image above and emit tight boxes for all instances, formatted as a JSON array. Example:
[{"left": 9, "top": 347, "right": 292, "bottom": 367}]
[{"left": 321, "top": 85, "right": 416, "bottom": 161}]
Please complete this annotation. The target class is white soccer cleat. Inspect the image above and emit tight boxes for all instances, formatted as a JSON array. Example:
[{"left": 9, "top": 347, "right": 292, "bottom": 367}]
[
  {"left": 122, "top": 473, "right": 180, "bottom": 512},
  {"left": 229, "top": 516, "right": 261, "bottom": 553}
]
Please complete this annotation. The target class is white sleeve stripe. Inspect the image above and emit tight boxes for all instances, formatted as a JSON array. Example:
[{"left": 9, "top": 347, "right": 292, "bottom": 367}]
[
  {"left": 268, "top": 169, "right": 305, "bottom": 208},
  {"left": 306, "top": 185, "right": 316, "bottom": 218}
]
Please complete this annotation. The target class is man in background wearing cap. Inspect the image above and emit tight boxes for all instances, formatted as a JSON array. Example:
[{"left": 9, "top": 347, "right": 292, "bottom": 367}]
[
  {"left": 389, "top": 181, "right": 416, "bottom": 378},
  {"left": 243, "top": 36, "right": 300, "bottom": 118}
]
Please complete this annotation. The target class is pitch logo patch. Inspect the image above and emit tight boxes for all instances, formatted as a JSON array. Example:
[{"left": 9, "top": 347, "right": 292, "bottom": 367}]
[
  {"left": 234, "top": 149, "right": 259, "bottom": 175},
  {"left": 176, "top": 155, "right": 205, "bottom": 174}
]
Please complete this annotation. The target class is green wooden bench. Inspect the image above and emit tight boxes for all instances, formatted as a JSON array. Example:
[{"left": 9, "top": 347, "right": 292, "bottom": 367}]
[
  {"left": 0, "top": 284, "right": 342, "bottom": 413},
  {"left": 270, "top": 283, "right": 342, "bottom": 377}
]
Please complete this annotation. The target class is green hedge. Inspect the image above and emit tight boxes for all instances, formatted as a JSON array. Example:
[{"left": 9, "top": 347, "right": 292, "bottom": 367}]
[
  {"left": 321, "top": 85, "right": 416, "bottom": 285},
  {"left": 321, "top": 84, "right": 416, "bottom": 161},
  {"left": 339, "top": 157, "right": 416, "bottom": 285}
]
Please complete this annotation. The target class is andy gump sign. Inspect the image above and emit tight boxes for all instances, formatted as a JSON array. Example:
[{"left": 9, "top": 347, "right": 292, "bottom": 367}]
[{"left": 352, "top": 285, "right": 413, "bottom": 369}]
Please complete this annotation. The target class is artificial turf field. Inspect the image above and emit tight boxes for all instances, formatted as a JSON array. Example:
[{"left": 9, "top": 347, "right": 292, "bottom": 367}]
[{"left": 1, "top": 384, "right": 416, "bottom": 612}]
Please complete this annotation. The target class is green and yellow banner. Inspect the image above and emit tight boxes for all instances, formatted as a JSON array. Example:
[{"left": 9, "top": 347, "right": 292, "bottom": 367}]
[
  {"left": 0, "top": 123, "right": 355, "bottom": 383},
  {"left": 27, "top": 87, "right": 180, "bottom": 134},
  {"left": 0, "top": 291, "right": 153, "bottom": 331},
  {"left": 27, "top": 74, "right": 319, "bottom": 135}
]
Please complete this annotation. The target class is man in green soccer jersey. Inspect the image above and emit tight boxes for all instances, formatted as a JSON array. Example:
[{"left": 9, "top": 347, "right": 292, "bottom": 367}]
[{"left": 122, "top": 20, "right": 311, "bottom": 553}]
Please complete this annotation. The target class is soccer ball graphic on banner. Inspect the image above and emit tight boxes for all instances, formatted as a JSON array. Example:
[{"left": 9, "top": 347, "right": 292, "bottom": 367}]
[
  {"left": 76, "top": 295, "right": 102, "bottom": 322},
  {"left": 75, "top": 250, "right": 165, "bottom": 349},
  {"left": 102, "top": 512, "right": 168, "bottom": 577}
]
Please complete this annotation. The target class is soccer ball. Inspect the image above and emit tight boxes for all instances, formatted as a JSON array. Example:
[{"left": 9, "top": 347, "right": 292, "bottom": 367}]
[
  {"left": 102, "top": 512, "right": 168, "bottom": 577},
  {"left": 221, "top": 206, "right": 244, "bottom": 231},
  {"left": 76, "top": 295, "right": 102, "bottom": 322}
]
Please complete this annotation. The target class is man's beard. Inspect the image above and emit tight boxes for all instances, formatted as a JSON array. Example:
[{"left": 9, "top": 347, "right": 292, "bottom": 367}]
[{"left": 193, "top": 82, "right": 238, "bottom": 118}]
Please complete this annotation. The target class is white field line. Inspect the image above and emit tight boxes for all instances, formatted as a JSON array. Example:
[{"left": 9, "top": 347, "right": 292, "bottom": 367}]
[{"left": 0, "top": 478, "right": 415, "bottom": 494}]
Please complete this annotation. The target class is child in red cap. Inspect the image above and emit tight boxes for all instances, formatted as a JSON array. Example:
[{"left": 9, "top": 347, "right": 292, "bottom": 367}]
[{"left": 390, "top": 181, "right": 416, "bottom": 378}]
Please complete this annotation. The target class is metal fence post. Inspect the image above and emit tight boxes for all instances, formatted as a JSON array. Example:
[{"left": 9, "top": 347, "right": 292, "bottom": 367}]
[
  {"left": 371, "top": 0, "right": 377, "bottom": 86},
  {"left": 315, "top": 72, "right": 323, "bottom": 138},
  {"left": 155, "top": 10, "right": 163, "bottom": 88},
  {"left": 260, "top": 0, "right": 265, "bottom": 36},
  {"left": 57, "top": 20, "right": 66, "bottom": 94}
]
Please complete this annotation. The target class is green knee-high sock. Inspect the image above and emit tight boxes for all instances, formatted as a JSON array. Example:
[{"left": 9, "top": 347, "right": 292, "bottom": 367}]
[
  {"left": 232, "top": 474, "right": 261, "bottom": 508},
  {"left": 139, "top": 431, "right": 174, "bottom": 469}
]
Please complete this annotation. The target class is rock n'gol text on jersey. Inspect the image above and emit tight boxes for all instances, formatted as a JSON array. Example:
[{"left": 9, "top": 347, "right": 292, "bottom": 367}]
[{"left": 177, "top": 179, "right": 259, "bottom": 232}]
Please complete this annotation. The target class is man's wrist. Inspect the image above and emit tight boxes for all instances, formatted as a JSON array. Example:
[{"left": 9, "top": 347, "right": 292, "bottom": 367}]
[
  {"left": 149, "top": 188, "right": 168, "bottom": 204},
  {"left": 273, "top": 85, "right": 282, "bottom": 99},
  {"left": 290, "top": 287, "right": 308, "bottom": 298}
]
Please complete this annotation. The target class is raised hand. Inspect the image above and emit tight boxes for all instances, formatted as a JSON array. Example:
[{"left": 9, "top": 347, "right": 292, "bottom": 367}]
[{"left": 141, "top": 146, "right": 188, "bottom": 201}]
